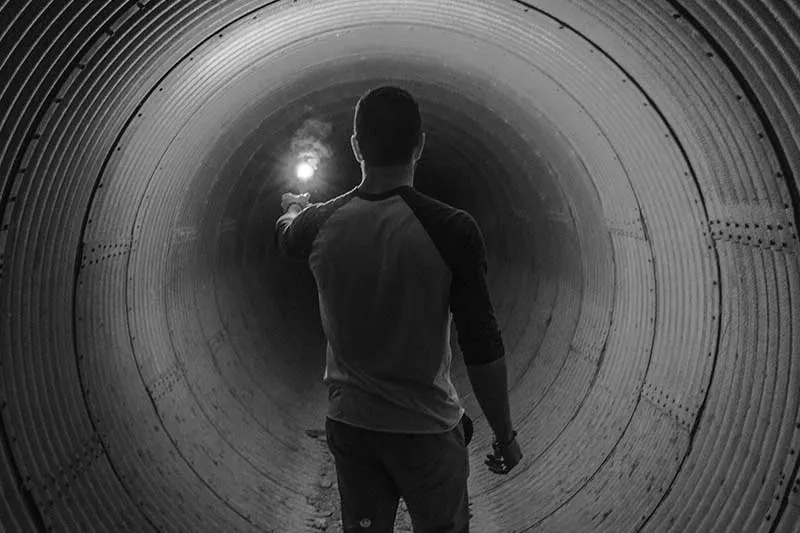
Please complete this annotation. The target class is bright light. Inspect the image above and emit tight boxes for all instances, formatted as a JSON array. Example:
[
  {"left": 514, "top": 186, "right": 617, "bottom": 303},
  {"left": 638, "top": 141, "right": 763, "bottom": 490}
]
[{"left": 296, "top": 161, "right": 315, "bottom": 181}]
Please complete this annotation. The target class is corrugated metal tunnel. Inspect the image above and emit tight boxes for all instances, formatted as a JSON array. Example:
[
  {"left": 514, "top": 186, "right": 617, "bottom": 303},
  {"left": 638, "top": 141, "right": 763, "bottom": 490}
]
[{"left": 1, "top": 0, "right": 799, "bottom": 531}]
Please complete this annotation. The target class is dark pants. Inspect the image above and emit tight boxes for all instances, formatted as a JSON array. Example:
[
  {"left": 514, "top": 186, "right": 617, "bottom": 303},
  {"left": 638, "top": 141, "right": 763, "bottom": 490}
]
[{"left": 325, "top": 414, "right": 473, "bottom": 533}]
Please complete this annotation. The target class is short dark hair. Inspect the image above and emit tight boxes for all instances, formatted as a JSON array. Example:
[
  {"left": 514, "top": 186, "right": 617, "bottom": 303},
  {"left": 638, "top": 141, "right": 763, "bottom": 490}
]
[{"left": 354, "top": 86, "right": 422, "bottom": 167}]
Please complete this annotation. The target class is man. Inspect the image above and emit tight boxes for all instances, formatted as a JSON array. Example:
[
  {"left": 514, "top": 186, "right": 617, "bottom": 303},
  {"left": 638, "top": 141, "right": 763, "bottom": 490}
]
[{"left": 275, "top": 86, "right": 522, "bottom": 532}]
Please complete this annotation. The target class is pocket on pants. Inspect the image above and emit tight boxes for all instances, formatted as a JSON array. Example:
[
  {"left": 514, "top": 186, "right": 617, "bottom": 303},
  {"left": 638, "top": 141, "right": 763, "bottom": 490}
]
[{"left": 462, "top": 413, "right": 473, "bottom": 447}]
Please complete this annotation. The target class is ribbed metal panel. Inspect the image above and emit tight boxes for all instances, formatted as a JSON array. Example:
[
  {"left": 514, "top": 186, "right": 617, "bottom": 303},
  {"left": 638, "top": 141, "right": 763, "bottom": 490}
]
[
  {"left": 658, "top": 3, "right": 800, "bottom": 530},
  {"left": 1, "top": 0, "right": 797, "bottom": 532}
]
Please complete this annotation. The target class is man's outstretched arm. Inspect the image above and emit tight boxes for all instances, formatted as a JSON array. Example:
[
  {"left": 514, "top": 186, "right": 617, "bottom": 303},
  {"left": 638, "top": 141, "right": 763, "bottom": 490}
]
[{"left": 275, "top": 192, "right": 311, "bottom": 260}]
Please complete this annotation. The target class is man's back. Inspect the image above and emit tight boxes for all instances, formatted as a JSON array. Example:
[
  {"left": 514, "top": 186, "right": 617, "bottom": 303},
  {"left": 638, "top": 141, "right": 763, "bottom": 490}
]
[{"left": 276, "top": 184, "right": 504, "bottom": 434}]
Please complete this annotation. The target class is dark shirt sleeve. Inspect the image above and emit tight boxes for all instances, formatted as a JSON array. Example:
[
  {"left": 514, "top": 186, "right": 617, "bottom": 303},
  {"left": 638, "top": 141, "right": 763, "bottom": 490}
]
[
  {"left": 275, "top": 203, "right": 322, "bottom": 262},
  {"left": 274, "top": 192, "right": 355, "bottom": 262},
  {"left": 449, "top": 213, "right": 506, "bottom": 366},
  {"left": 398, "top": 187, "right": 506, "bottom": 366}
]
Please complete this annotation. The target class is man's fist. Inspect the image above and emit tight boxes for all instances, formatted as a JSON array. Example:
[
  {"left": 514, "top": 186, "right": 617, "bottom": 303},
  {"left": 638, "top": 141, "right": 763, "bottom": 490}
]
[
  {"left": 484, "top": 432, "right": 523, "bottom": 475},
  {"left": 281, "top": 192, "right": 310, "bottom": 212}
]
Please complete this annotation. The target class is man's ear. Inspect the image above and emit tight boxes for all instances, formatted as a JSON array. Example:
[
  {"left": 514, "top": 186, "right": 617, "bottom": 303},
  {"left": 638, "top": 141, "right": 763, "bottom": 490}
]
[
  {"left": 412, "top": 132, "right": 426, "bottom": 163},
  {"left": 351, "top": 135, "right": 363, "bottom": 163}
]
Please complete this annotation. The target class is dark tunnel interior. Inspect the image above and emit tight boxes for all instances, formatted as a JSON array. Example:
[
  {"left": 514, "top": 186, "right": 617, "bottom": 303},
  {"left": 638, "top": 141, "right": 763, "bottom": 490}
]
[{"left": 1, "top": 1, "right": 799, "bottom": 532}]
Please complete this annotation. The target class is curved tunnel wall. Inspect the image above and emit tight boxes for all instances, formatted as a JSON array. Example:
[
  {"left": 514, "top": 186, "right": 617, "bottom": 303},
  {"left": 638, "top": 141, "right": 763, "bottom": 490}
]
[{"left": 0, "top": 1, "right": 798, "bottom": 532}]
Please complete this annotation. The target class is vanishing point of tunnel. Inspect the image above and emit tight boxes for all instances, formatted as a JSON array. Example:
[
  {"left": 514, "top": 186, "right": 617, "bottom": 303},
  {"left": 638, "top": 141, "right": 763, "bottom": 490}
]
[{"left": 1, "top": 1, "right": 798, "bottom": 532}]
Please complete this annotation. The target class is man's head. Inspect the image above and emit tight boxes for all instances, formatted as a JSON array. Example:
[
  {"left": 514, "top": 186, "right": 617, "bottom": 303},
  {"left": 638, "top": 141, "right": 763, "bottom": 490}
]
[{"left": 351, "top": 86, "right": 425, "bottom": 168}]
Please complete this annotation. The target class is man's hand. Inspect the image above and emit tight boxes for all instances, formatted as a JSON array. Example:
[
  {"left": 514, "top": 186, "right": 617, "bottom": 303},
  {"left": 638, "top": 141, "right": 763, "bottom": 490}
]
[
  {"left": 484, "top": 431, "right": 523, "bottom": 475},
  {"left": 281, "top": 192, "right": 310, "bottom": 213}
]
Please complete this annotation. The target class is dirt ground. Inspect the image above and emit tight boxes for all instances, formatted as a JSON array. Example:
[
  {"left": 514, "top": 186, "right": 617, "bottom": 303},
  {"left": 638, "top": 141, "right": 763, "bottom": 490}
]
[{"left": 304, "top": 428, "right": 414, "bottom": 532}]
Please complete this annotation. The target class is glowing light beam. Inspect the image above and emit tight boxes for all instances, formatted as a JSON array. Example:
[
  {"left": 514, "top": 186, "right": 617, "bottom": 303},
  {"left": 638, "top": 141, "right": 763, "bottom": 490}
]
[{"left": 296, "top": 161, "right": 315, "bottom": 181}]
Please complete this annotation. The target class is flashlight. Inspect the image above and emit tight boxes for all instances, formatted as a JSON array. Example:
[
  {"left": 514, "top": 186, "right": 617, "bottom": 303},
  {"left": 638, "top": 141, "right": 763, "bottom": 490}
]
[{"left": 296, "top": 161, "right": 315, "bottom": 181}]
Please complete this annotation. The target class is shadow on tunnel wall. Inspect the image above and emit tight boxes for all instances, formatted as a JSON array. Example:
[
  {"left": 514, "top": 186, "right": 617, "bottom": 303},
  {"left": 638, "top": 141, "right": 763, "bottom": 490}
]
[{"left": 0, "top": 1, "right": 798, "bottom": 532}]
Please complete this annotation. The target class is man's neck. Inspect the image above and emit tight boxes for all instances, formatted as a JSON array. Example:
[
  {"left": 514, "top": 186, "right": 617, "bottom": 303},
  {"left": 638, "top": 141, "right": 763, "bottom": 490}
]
[{"left": 358, "top": 164, "right": 415, "bottom": 194}]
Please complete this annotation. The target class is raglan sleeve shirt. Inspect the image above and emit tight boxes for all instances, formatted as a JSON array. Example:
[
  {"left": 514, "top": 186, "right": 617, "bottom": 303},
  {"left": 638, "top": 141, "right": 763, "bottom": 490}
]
[
  {"left": 275, "top": 195, "right": 505, "bottom": 364},
  {"left": 272, "top": 186, "right": 506, "bottom": 433}
]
